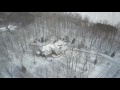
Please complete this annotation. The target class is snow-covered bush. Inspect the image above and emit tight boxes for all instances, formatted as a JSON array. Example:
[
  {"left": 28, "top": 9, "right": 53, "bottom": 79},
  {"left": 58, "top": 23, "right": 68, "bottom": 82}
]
[
  {"left": 0, "top": 27, "right": 7, "bottom": 32},
  {"left": 8, "top": 25, "right": 18, "bottom": 31}
]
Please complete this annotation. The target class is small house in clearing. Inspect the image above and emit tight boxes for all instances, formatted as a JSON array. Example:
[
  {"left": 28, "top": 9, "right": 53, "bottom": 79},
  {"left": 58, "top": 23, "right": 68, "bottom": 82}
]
[{"left": 29, "top": 37, "right": 69, "bottom": 58}]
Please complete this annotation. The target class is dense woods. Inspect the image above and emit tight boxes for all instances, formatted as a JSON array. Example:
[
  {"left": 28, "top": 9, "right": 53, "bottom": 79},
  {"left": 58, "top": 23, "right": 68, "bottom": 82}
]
[{"left": 0, "top": 12, "right": 120, "bottom": 78}]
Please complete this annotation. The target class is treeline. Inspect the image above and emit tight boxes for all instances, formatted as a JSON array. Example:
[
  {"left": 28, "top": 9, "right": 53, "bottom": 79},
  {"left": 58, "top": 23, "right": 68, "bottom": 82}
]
[
  {"left": 1, "top": 12, "right": 120, "bottom": 59},
  {"left": 0, "top": 12, "right": 35, "bottom": 27},
  {"left": 30, "top": 12, "right": 120, "bottom": 56},
  {"left": 15, "top": 12, "right": 120, "bottom": 56}
]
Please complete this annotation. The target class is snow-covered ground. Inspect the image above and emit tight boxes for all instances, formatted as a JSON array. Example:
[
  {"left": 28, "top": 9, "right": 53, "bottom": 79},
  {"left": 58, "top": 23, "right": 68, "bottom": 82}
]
[
  {"left": 0, "top": 27, "right": 7, "bottom": 32},
  {"left": 0, "top": 12, "right": 120, "bottom": 78},
  {"left": 1, "top": 37, "right": 120, "bottom": 78},
  {"left": 0, "top": 25, "right": 18, "bottom": 32}
]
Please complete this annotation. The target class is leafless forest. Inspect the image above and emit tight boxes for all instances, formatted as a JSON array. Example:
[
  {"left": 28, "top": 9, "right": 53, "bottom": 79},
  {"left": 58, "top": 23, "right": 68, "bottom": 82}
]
[{"left": 0, "top": 12, "right": 120, "bottom": 78}]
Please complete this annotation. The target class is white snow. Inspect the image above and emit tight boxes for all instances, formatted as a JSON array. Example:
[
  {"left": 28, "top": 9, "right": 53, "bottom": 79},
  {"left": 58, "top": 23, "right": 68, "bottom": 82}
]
[
  {"left": 41, "top": 40, "right": 68, "bottom": 56},
  {"left": 0, "top": 25, "right": 18, "bottom": 32},
  {"left": 0, "top": 27, "right": 7, "bottom": 32},
  {"left": 1, "top": 37, "right": 120, "bottom": 78},
  {"left": 0, "top": 12, "right": 120, "bottom": 78},
  {"left": 42, "top": 44, "right": 55, "bottom": 56},
  {"left": 36, "top": 51, "right": 41, "bottom": 55},
  {"left": 8, "top": 25, "right": 18, "bottom": 31}
]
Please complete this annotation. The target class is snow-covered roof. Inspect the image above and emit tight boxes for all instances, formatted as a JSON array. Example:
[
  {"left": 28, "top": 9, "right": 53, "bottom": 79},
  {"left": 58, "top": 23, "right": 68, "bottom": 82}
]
[{"left": 41, "top": 39, "right": 68, "bottom": 56}]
